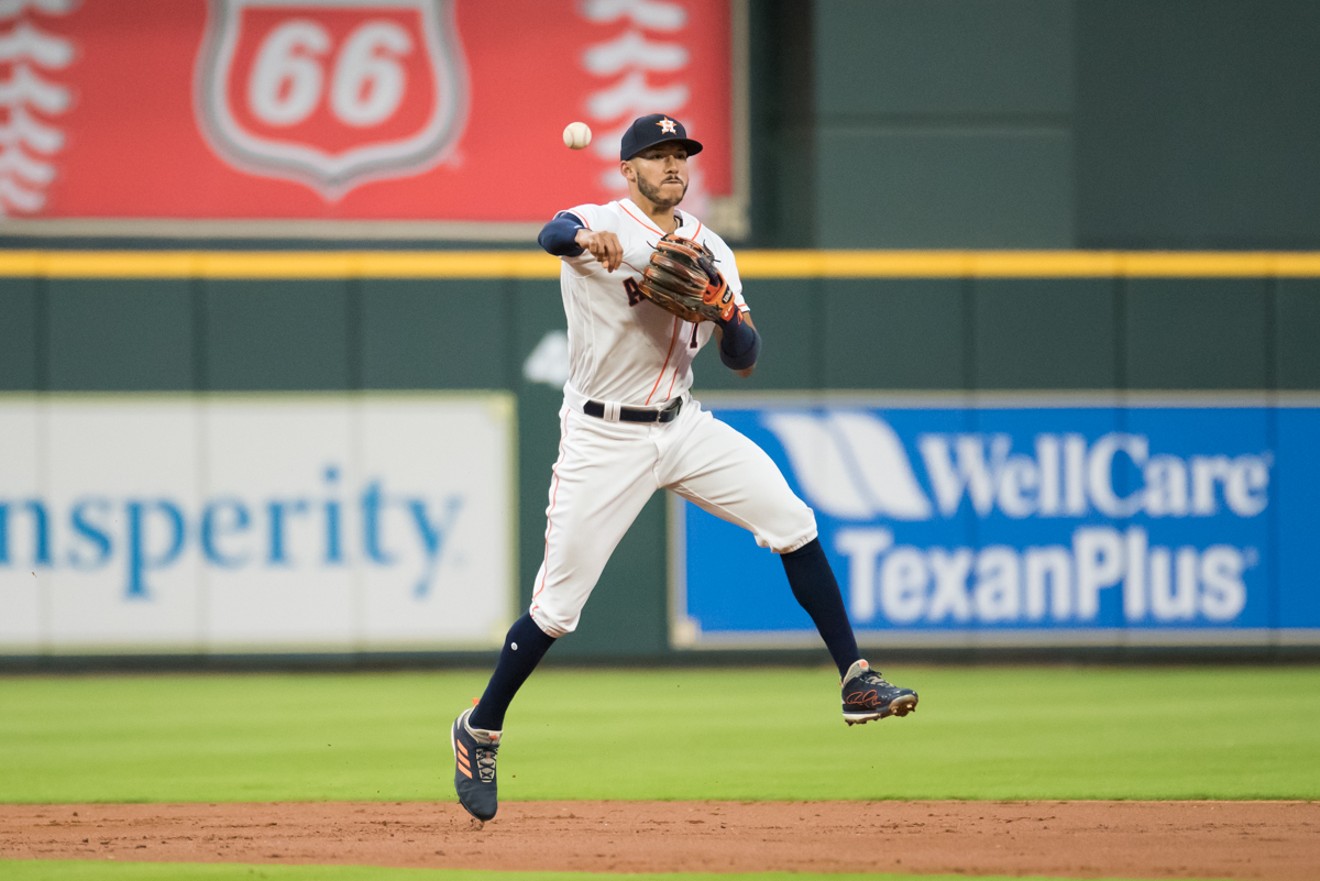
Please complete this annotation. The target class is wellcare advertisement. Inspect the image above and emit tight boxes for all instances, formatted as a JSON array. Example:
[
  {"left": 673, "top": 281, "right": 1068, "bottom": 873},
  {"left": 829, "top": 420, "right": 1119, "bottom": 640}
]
[{"left": 675, "top": 396, "right": 1320, "bottom": 648}]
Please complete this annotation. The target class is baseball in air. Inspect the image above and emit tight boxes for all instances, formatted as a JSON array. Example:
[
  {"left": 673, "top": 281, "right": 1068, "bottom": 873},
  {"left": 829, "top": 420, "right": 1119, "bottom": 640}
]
[{"left": 563, "top": 121, "right": 592, "bottom": 150}]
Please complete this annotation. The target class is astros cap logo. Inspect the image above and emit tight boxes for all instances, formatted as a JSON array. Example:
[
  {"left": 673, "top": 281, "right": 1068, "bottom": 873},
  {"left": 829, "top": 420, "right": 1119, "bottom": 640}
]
[{"left": 619, "top": 113, "right": 704, "bottom": 160}]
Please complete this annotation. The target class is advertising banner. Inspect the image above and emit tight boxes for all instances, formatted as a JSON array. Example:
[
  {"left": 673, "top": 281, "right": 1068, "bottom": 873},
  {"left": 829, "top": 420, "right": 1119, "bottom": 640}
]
[
  {"left": 675, "top": 397, "right": 1320, "bottom": 648},
  {"left": 0, "top": 0, "right": 737, "bottom": 233},
  {"left": 0, "top": 393, "right": 515, "bottom": 654}
]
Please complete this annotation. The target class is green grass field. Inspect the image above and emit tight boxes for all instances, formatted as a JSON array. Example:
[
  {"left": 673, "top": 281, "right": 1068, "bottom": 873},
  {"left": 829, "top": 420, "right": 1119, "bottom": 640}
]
[{"left": 3, "top": 664, "right": 1317, "bottom": 880}]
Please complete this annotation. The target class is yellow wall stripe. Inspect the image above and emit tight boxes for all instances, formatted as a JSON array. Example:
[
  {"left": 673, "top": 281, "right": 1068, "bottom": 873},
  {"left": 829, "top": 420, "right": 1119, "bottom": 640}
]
[{"left": 2, "top": 250, "right": 1320, "bottom": 279}]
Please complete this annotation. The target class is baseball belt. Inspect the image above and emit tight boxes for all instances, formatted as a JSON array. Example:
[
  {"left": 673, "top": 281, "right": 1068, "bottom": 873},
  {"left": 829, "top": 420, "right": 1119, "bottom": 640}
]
[{"left": 582, "top": 397, "right": 683, "bottom": 424}]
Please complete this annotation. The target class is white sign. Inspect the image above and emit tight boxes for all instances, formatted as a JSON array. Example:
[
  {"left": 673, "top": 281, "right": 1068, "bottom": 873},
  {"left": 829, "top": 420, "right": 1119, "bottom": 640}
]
[{"left": 0, "top": 393, "right": 515, "bottom": 654}]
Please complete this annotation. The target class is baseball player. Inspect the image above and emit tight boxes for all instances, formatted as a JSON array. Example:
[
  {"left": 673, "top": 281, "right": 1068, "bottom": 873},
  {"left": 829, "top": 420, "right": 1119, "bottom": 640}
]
[{"left": 451, "top": 113, "right": 917, "bottom": 822}]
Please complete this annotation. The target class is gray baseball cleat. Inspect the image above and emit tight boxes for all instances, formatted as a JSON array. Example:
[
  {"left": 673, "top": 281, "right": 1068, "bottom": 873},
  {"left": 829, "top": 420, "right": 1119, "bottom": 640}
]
[
  {"left": 451, "top": 707, "right": 501, "bottom": 820},
  {"left": 841, "top": 659, "right": 918, "bottom": 725}
]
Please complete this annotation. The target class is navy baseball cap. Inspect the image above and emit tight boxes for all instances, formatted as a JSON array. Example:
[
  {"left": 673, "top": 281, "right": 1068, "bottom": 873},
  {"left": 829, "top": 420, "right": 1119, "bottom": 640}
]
[{"left": 619, "top": 113, "right": 704, "bottom": 160}]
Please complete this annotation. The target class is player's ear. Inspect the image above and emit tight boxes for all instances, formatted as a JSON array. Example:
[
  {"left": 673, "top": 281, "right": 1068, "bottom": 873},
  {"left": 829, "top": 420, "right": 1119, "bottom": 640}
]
[{"left": 620, "top": 160, "right": 635, "bottom": 182}]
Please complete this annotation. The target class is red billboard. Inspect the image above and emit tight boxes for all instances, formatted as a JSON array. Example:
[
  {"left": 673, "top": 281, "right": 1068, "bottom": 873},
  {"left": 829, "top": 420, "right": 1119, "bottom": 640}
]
[{"left": 0, "top": 0, "right": 738, "bottom": 234}]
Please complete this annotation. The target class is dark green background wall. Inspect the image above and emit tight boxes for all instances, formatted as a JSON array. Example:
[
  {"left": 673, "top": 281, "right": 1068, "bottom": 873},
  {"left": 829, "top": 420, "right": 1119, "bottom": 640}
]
[
  {"left": 751, "top": 0, "right": 1320, "bottom": 249},
  {"left": 5, "top": 267, "right": 1317, "bottom": 659}
]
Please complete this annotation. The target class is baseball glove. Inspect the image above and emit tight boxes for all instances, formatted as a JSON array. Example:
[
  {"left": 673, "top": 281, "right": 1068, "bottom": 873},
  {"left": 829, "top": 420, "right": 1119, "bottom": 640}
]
[{"left": 636, "top": 233, "right": 736, "bottom": 324}]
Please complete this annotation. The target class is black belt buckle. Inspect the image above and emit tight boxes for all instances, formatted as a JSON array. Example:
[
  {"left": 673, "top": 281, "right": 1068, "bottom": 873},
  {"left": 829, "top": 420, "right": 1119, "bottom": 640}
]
[
  {"left": 583, "top": 397, "right": 683, "bottom": 423},
  {"left": 656, "top": 397, "right": 683, "bottom": 423}
]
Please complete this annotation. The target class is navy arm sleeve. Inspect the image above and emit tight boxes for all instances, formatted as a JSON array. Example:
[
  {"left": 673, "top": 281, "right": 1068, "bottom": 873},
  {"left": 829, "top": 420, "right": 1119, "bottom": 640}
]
[
  {"left": 718, "top": 311, "right": 761, "bottom": 371},
  {"left": 538, "top": 212, "right": 586, "bottom": 256}
]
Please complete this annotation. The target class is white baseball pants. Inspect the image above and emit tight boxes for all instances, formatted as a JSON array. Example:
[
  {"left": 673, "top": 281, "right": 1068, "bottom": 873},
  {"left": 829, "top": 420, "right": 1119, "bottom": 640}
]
[{"left": 529, "top": 395, "right": 817, "bottom": 638}]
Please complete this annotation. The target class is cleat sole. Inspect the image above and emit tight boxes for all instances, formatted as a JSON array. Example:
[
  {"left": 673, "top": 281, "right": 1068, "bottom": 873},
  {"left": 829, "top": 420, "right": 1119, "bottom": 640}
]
[
  {"left": 888, "top": 695, "right": 918, "bottom": 717},
  {"left": 843, "top": 694, "right": 919, "bottom": 724}
]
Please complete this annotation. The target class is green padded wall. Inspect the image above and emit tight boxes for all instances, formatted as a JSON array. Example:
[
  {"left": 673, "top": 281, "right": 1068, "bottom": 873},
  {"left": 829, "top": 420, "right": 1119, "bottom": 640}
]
[
  {"left": 1276, "top": 280, "right": 1320, "bottom": 390},
  {"left": 815, "top": 0, "right": 1073, "bottom": 116},
  {"left": 0, "top": 277, "right": 39, "bottom": 391},
  {"left": 359, "top": 278, "right": 513, "bottom": 390},
  {"left": 810, "top": 0, "right": 1075, "bottom": 248},
  {"left": 202, "top": 280, "right": 352, "bottom": 391},
  {"left": 1076, "top": 1, "right": 1320, "bottom": 249},
  {"left": 822, "top": 279, "right": 966, "bottom": 389},
  {"left": 1123, "top": 278, "right": 1271, "bottom": 390},
  {"left": 973, "top": 279, "right": 1118, "bottom": 390},
  {"left": 46, "top": 278, "right": 195, "bottom": 392}
]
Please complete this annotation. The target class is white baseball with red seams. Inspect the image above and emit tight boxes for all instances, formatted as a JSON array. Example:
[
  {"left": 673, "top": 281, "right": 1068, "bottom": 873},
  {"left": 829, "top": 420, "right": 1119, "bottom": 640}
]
[
  {"left": 562, "top": 121, "right": 592, "bottom": 149},
  {"left": 528, "top": 199, "right": 817, "bottom": 638}
]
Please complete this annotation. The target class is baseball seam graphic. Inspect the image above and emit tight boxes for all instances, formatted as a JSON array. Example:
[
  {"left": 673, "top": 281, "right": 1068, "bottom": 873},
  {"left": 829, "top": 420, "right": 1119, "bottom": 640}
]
[
  {"left": 578, "top": 0, "right": 696, "bottom": 196},
  {"left": 0, "top": 1, "right": 75, "bottom": 217}
]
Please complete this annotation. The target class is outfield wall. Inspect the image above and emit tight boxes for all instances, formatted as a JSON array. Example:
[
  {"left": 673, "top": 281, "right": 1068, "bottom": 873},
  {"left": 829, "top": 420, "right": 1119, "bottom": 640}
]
[{"left": 2, "top": 251, "right": 1320, "bottom": 661}]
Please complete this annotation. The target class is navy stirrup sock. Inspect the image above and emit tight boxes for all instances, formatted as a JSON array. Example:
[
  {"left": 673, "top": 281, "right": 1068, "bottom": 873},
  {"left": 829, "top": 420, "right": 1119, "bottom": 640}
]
[
  {"left": 781, "top": 538, "right": 860, "bottom": 678},
  {"left": 468, "top": 613, "right": 557, "bottom": 730}
]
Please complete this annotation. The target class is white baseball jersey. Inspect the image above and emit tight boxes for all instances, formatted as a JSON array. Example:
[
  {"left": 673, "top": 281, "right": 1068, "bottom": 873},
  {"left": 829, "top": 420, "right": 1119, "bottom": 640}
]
[
  {"left": 528, "top": 197, "right": 815, "bottom": 639},
  {"left": 555, "top": 199, "right": 747, "bottom": 407}
]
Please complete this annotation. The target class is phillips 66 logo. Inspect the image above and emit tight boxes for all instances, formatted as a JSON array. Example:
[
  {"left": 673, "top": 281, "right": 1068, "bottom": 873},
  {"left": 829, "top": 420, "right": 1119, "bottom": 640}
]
[{"left": 195, "top": 0, "right": 468, "bottom": 198}]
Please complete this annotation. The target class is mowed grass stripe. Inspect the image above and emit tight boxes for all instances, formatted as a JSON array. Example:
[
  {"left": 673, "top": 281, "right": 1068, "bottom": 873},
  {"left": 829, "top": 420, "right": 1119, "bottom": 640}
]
[{"left": 1, "top": 666, "right": 1317, "bottom": 803}]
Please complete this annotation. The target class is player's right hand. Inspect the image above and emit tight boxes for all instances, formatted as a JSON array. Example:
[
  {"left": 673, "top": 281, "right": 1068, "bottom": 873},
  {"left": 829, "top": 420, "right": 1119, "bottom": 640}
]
[{"left": 575, "top": 229, "right": 623, "bottom": 272}]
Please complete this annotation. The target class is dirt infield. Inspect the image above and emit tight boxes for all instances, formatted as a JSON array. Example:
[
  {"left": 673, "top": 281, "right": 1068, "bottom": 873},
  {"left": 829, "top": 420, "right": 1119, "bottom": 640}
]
[{"left": 2, "top": 800, "right": 1317, "bottom": 878}]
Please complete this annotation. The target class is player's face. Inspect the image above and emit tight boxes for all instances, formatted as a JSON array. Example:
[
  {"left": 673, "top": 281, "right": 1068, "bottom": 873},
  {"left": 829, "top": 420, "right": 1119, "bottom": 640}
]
[{"left": 627, "top": 143, "right": 689, "bottom": 209}]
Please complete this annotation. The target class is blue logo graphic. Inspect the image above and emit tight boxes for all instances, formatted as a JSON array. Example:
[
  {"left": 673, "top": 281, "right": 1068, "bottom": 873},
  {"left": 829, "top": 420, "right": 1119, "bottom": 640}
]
[{"left": 679, "top": 402, "right": 1320, "bottom": 644}]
